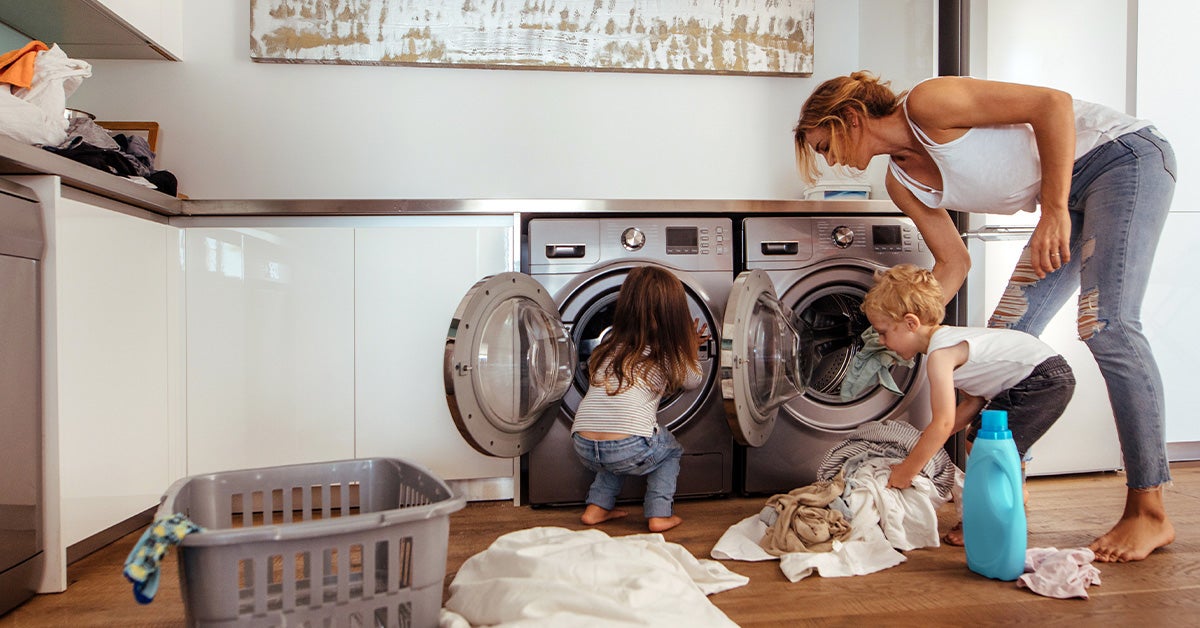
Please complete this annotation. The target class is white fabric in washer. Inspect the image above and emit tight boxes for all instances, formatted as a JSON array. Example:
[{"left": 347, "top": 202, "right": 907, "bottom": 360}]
[{"left": 440, "top": 526, "right": 747, "bottom": 627}]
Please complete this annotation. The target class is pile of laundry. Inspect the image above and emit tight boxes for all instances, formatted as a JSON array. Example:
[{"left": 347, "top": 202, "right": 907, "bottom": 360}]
[
  {"left": 712, "top": 418, "right": 1102, "bottom": 599},
  {"left": 713, "top": 419, "right": 958, "bottom": 581},
  {"left": 0, "top": 40, "right": 177, "bottom": 196}
]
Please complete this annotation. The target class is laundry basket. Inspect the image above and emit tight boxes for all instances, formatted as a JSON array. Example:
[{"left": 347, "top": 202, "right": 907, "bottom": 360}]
[{"left": 158, "top": 457, "right": 466, "bottom": 628}]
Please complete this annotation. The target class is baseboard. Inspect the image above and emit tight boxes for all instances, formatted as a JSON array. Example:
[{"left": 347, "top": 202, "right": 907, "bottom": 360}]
[
  {"left": 66, "top": 506, "right": 155, "bottom": 565},
  {"left": 447, "top": 477, "right": 514, "bottom": 502},
  {"left": 1169, "top": 441, "right": 1200, "bottom": 462}
]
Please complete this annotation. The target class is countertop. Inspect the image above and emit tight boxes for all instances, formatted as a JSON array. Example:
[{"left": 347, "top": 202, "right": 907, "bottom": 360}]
[{"left": 1, "top": 133, "right": 899, "bottom": 217}]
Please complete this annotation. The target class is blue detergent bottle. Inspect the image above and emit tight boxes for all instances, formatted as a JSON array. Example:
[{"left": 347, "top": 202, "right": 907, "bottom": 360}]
[{"left": 962, "top": 409, "right": 1027, "bottom": 581}]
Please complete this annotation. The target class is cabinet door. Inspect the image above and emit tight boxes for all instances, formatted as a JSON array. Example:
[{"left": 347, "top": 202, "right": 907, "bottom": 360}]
[
  {"left": 354, "top": 217, "right": 515, "bottom": 482},
  {"left": 50, "top": 196, "right": 177, "bottom": 546},
  {"left": 1145, "top": 213, "right": 1200, "bottom": 446},
  {"left": 96, "top": 0, "right": 183, "bottom": 59},
  {"left": 185, "top": 227, "right": 355, "bottom": 474}
]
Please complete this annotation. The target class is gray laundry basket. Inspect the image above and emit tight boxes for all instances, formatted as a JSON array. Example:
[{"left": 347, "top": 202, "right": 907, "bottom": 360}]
[{"left": 158, "top": 457, "right": 466, "bottom": 628}]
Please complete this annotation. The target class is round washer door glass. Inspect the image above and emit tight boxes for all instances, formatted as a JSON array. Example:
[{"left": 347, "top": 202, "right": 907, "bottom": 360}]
[
  {"left": 720, "top": 269, "right": 810, "bottom": 447},
  {"left": 444, "top": 272, "right": 577, "bottom": 458}
]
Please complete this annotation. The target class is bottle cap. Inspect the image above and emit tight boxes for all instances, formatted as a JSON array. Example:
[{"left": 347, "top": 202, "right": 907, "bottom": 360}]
[{"left": 978, "top": 409, "right": 1012, "bottom": 440}]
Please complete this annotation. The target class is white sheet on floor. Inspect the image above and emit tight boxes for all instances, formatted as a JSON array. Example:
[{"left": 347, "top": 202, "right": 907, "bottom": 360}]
[
  {"left": 440, "top": 526, "right": 749, "bottom": 627},
  {"left": 712, "top": 457, "right": 948, "bottom": 581}
]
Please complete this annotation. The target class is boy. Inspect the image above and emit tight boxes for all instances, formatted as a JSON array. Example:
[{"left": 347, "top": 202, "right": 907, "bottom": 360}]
[{"left": 862, "top": 264, "right": 1075, "bottom": 544}]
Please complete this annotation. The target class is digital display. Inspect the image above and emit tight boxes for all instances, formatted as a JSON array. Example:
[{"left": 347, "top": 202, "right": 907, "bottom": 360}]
[
  {"left": 665, "top": 227, "right": 699, "bottom": 254},
  {"left": 873, "top": 225, "right": 902, "bottom": 246}
]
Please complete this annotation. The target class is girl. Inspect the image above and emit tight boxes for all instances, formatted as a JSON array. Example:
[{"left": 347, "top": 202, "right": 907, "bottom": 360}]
[{"left": 572, "top": 265, "right": 708, "bottom": 533}]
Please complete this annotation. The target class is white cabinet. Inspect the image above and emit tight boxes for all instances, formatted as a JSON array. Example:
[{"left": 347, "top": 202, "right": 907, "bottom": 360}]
[
  {"left": 96, "top": 0, "right": 183, "bottom": 59},
  {"left": 354, "top": 216, "right": 515, "bottom": 485},
  {"left": 7, "top": 175, "right": 184, "bottom": 593},
  {"left": 0, "top": 0, "right": 182, "bottom": 61},
  {"left": 1145, "top": 213, "right": 1200, "bottom": 447},
  {"left": 182, "top": 216, "right": 517, "bottom": 493},
  {"left": 184, "top": 224, "right": 356, "bottom": 475}
]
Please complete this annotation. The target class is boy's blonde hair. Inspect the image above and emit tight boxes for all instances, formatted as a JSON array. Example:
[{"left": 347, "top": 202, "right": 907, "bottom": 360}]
[{"left": 861, "top": 263, "right": 946, "bottom": 325}]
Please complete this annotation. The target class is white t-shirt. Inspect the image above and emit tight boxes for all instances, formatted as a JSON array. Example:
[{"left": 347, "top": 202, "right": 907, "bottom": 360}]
[{"left": 926, "top": 326, "right": 1057, "bottom": 400}]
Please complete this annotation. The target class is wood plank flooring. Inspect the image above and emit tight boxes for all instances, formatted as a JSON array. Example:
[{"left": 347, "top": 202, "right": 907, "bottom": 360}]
[{"left": 4, "top": 461, "right": 1198, "bottom": 627}]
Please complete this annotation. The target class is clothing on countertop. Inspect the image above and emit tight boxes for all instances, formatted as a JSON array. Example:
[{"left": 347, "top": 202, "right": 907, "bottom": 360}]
[
  {"left": 122, "top": 513, "right": 203, "bottom": 604},
  {"left": 0, "top": 40, "right": 49, "bottom": 89}
]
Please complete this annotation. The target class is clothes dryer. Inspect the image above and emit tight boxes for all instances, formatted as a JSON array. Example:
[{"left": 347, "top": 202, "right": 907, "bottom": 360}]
[
  {"left": 444, "top": 217, "right": 735, "bottom": 506},
  {"left": 734, "top": 215, "right": 938, "bottom": 494}
]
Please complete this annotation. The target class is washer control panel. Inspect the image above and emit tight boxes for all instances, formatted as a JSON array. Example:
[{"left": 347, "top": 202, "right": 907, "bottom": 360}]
[{"left": 815, "top": 219, "right": 923, "bottom": 254}]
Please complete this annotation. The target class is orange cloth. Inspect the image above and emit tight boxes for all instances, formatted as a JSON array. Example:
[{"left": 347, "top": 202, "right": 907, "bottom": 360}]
[{"left": 0, "top": 40, "right": 49, "bottom": 89}]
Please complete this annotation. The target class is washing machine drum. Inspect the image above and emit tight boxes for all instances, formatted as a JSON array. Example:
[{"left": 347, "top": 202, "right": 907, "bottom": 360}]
[
  {"left": 784, "top": 272, "right": 920, "bottom": 430},
  {"left": 560, "top": 270, "right": 717, "bottom": 432}
]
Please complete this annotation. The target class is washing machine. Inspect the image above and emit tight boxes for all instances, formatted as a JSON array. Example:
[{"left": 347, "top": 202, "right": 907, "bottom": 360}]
[
  {"left": 731, "top": 215, "right": 938, "bottom": 495},
  {"left": 443, "top": 216, "right": 735, "bottom": 506}
]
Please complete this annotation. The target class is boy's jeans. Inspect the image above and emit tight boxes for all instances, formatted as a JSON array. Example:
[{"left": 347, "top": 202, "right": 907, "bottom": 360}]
[
  {"left": 968, "top": 355, "right": 1076, "bottom": 457},
  {"left": 572, "top": 427, "right": 683, "bottom": 519}
]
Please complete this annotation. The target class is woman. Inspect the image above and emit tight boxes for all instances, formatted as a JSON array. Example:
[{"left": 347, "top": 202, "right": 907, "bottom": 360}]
[{"left": 793, "top": 71, "right": 1176, "bottom": 562}]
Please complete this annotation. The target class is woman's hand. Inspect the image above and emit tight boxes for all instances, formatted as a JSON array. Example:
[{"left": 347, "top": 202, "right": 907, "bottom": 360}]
[{"left": 1029, "top": 206, "right": 1071, "bottom": 278}]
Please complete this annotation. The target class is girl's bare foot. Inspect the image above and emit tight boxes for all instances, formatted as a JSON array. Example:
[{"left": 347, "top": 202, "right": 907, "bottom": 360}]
[
  {"left": 648, "top": 515, "right": 682, "bottom": 532},
  {"left": 942, "top": 520, "right": 964, "bottom": 546},
  {"left": 1089, "top": 486, "right": 1175, "bottom": 562},
  {"left": 581, "top": 504, "right": 628, "bottom": 525}
]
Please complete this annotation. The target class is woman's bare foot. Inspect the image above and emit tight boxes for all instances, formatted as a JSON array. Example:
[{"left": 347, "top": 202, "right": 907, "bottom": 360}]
[
  {"left": 942, "top": 520, "right": 964, "bottom": 546},
  {"left": 1089, "top": 486, "right": 1175, "bottom": 562},
  {"left": 581, "top": 504, "right": 628, "bottom": 525},
  {"left": 648, "top": 515, "right": 682, "bottom": 532}
]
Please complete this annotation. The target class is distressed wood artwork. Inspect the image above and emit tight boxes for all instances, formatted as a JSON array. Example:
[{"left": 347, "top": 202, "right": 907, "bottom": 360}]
[{"left": 250, "top": 0, "right": 814, "bottom": 76}]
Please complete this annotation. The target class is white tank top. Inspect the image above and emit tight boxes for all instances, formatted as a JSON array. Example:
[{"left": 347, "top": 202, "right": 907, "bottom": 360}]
[
  {"left": 888, "top": 83, "right": 1150, "bottom": 214},
  {"left": 926, "top": 326, "right": 1057, "bottom": 400}
]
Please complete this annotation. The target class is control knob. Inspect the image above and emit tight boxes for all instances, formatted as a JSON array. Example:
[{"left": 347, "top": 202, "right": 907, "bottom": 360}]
[
  {"left": 621, "top": 227, "right": 646, "bottom": 251},
  {"left": 832, "top": 225, "right": 854, "bottom": 248}
]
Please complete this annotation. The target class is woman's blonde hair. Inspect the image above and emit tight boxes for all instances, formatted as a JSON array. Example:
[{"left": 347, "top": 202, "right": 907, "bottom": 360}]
[
  {"left": 861, "top": 263, "right": 945, "bottom": 326},
  {"left": 793, "top": 71, "right": 903, "bottom": 184},
  {"left": 588, "top": 265, "right": 701, "bottom": 394}
]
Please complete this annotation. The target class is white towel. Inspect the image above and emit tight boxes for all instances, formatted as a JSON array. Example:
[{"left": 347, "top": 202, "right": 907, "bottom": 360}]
[{"left": 441, "top": 526, "right": 748, "bottom": 627}]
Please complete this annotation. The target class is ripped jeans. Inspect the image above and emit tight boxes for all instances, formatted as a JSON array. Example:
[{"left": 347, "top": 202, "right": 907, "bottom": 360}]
[{"left": 988, "top": 126, "right": 1177, "bottom": 489}]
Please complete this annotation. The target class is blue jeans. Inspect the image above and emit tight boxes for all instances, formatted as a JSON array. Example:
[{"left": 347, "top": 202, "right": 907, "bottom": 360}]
[
  {"left": 988, "top": 126, "right": 1177, "bottom": 489},
  {"left": 572, "top": 428, "right": 683, "bottom": 519}
]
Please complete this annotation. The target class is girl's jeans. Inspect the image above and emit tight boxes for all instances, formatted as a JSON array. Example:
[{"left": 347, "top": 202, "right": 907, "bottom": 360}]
[
  {"left": 988, "top": 126, "right": 1177, "bottom": 489},
  {"left": 572, "top": 427, "right": 683, "bottom": 518}
]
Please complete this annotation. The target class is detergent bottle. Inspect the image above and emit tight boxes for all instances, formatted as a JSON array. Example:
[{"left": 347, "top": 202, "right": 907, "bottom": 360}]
[{"left": 962, "top": 409, "right": 1026, "bottom": 581}]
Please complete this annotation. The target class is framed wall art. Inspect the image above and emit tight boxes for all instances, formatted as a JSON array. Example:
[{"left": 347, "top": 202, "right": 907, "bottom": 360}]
[{"left": 250, "top": 0, "right": 814, "bottom": 76}]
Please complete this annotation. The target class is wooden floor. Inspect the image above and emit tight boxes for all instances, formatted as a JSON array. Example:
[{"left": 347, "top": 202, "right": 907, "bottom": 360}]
[{"left": 4, "top": 462, "right": 1198, "bottom": 627}]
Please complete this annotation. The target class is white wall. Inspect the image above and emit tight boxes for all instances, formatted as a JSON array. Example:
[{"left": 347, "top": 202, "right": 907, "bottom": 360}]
[{"left": 63, "top": 0, "right": 934, "bottom": 200}]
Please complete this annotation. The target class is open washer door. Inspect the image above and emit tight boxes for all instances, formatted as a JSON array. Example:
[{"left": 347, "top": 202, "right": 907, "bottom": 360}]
[
  {"left": 720, "top": 269, "right": 812, "bottom": 446},
  {"left": 444, "top": 272, "right": 577, "bottom": 458}
]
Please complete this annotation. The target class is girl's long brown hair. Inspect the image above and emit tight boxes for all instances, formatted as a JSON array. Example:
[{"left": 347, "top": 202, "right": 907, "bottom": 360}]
[{"left": 588, "top": 265, "right": 700, "bottom": 395}]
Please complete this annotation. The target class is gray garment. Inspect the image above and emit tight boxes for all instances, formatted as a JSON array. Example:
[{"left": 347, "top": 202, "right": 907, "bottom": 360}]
[
  {"left": 839, "top": 327, "right": 914, "bottom": 400},
  {"left": 816, "top": 419, "right": 960, "bottom": 500}
]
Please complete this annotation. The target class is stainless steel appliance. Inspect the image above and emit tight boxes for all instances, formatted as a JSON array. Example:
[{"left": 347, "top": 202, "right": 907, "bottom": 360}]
[
  {"left": 0, "top": 178, "right": 45, "bottom": 614},
  {"left": 444, "top": 217, "right": 735, "bottom": 506},
  {"left": 736, "top": 215, "right": 937, "bottom": 494}
]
